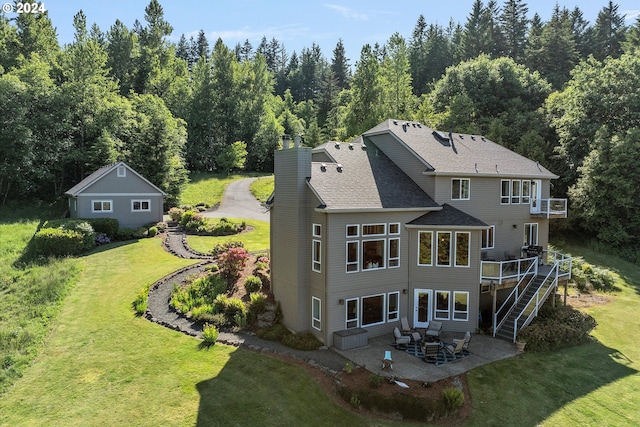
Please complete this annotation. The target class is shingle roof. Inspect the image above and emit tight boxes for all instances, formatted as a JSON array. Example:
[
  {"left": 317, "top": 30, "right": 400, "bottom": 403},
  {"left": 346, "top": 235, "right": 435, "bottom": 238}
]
[
  {"left": 408, "top": 204, "right": 488, "bottom": 227},
  {"left": 65, "top": 161, "right": 166, "bottom": 197},
  {"left": 364, "top": 119, "right": 558, "bottom": 178},
  {"left": 308, "top": 138, "right": 439, "bottom": 210}
]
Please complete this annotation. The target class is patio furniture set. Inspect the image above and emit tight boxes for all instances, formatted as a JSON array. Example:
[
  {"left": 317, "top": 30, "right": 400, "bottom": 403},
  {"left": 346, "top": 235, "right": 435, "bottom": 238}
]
[{"left": 383, "top": 317, "right": 471, "bottom": 369}]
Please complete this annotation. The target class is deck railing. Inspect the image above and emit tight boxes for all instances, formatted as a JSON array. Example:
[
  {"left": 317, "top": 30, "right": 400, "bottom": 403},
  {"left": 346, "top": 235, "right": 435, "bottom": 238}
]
[
  {"left": 481, "top": 256, "right": 537, "bottom": 284},
  {"left": 531, "top": 198, "right": 567, "bottom": 218}
]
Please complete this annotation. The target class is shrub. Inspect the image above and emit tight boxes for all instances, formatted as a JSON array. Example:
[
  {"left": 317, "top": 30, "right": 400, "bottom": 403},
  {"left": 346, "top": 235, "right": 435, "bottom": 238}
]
[
  {"left": 184, "top": 214, "right": 207, "bottom": 233},
  {"left": 133, "top": 227, "right": 148, "bottom": 239},
  {"left": 132, "top": 286, "right": 150, "bottom": 316},
  {"left": 249, "top": 292, "right": 267, "bottom": 313},
  {"left": 211, "top": 240, "right": 245, "bottom": 257},
  {"left": 180, "top": 210, "right": 199, "bottom": 228},
  {"left": 202, "top": 324, "right": 219, "bottom": 345},
  {"left": 244, "top": 275, "right": 262, "bottom": 293},
  {"left": 168, "top": 207, "right": 184, "bottom": 222},
  {"left": 116, "top": 227, "right": 135, "bottom": 241},
  {"left": 255, "top": 256, "right": 270, "bottom": 271},
  {"left": 32, "top": 228, "right": 86, "bottom": 257},
  {"left": 256, "top": 323, "right": 290, "bottom": 342},
  {"left": 368, "top": 373, "right": 383, "bottom": 388},
  {"left": 39, "top": 219, "right": 96, "bottom": 252},
  {"left": 343, "top": 361, "right": 353, "bottom": 374},
  {"left": 95, "top": 233, "right": 111, "bottom": 245},
  {"left": 281, "top": 332, "right": 322, "bottom": 350},
  {"left": 85, "top": 218, "right": 119, "bottom": 239},
  {"left": 218, "top": 247, "right": 249, "bottom": 283},
  {"left": 210, "top": 217, "right": 241, "bottom": 236},
  {"left": 147, "top": 226, "right": 158, "bottom": 237},
  {"left": 223, "top": 297, "right": 247, "bottom": 321},
  {"left": 212, "top": 294, "right": 229, "bottom": 314},
  {"left": 209, "top": 313, "right": 229, "bottom": 329},
  {"left": 442, "top": 387, "right": 464, "bottom": 412},
  {"left": 233, "top": 312, "right": 247, "bottom": 328},
  {"left": 191, "top": 304, "right": 214, "bottom": 322},
  {"left": 519, "top": 304, "right": 597, "bottom": 351}
]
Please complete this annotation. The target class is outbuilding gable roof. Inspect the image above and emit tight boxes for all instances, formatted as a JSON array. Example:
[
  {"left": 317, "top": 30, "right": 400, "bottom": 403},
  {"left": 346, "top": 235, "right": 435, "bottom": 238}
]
[
  {"left": 308, "top": 138, "right": 439, "bottom": 211},
  {"left": 64, "top": 161, "right": 166, "bottom": 197},
  {"left": 364, "top": 119, "right": 558, "bottom": 179}
]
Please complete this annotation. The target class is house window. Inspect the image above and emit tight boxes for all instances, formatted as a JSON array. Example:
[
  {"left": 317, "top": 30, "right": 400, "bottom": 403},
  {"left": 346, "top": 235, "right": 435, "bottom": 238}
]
[
  {"left": 388, "top": 238, "right": 400, "bottom": 268},
  {"left": 312, "top": 297, "right": 321, "bottom": 331},
  {"left": 313, "top": 223, "right": 321, "bottom": 238},
  {"left": 131, "top": 200, "right": 151, "bottom": 212},
  {"left": 362, "top": 240, "right": 385, "bottom": 270},
  {"left": 92, "top": 200, "right": 112, "bottom": 213},
  {"left": 346, "top": 241, "right": 359, "bottom": 273},
  {"left": 453, "top": 291, "right": 469, "bottom": 321},
  {"left": 389, "top": 223, "right": 400, "bottom": 235},
  {"left": 361, "top": 294, "right": 385, "bottom": 326},
  {"left": 418, "top": 231, "right": 433, "bottom": 266},
  {"left": 436, "top": 232, "right": 451, "bottom": 267},
  {"left": 481, "top": 225, "right": 495, "bottom": 249},
  {"left": 362, "top": 223, "right": 386, "bottom": 236},
  {"left": 522, "top": 180, "right": 531, "bottom": 204},
  {"left": 451, "top": 178, "right": 470, "bottom": 200},
  {"left": 434, "top": 290, "right": 450, "bottom": 320},
  {"left": 455, "top": 232, "right": 470, "bottom": 267},
  {"left": 312, "top": 240, "right": 321, "bottom": 272},
  {"left": 346, "top": 224, "right": 359, "bottom": 237},
  {"left": 524, "top": 223, "right": 539, "bottom": 246},
  {"left": 501, "top": 180, "right": 510, "bottom": 204},
  {"left": 117, "top": 166, "right": 126, "bottom": 177},
  {"left": 387, "top": 292, "right": 399, "bottom": 322},
  {"left": 511, "top": 180, "right": 521, "bottom": 204},
  {"left": 346, "top": 298, "right": 359, "bottom": 329}
]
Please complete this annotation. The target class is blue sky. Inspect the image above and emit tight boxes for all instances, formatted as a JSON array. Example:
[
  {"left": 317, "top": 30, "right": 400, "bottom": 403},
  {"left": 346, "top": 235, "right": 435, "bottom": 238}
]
[{"left": 11, "top": 1, "right": 640, "bottom": 61}]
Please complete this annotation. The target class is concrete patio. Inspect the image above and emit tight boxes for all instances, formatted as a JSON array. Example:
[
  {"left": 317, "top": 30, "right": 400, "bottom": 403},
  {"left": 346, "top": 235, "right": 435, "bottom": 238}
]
[{"left": 333, "top": 331, "right": 519, "bottom": 383}]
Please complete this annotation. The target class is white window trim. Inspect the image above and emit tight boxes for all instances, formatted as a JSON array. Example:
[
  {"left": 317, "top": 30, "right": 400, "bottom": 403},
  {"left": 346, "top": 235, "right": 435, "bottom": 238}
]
[
  {"left": 511, "top": 180, "right": 521, "bottom": 204},
  {"left": 455, "top": 232, "right": 471, "bottom": 268},
  {"left": 361, "top": 293, "right": 386, "bottom": 327},
  {"left": 388, "top": 238, "right": 400, "bottom": 268},
  {"left": 453, "top": 291, "right": 469, "bottom": 321},
  {"left": 434, "top": 290, "right": 450, "bottom": 320},
  {"left": 362, "top": 238, "right": 385, "bottom": 270},
  {"left": 482, "top": 225, "right": 495, "bottom": 250},
  {"left": 436, "top": 231, "right": 452, "bottom": 267},
  {"left": 312, "top": 239, "right": 321, "bottom": 273},
  {"left": 451, "top": 178, "right": 470, "bottom": 200},
  {"left": 362, "top": 223, "right": 386, "bottom": 236},
  {"left": 117, "top": 166, "right": 126, "bottom": 177},
  {"left": 346, "top": 241, "right": 359, "bottom": 273},
  {"left": 387, "top": 291, "right": 399, "bottom": 322},
  {"left": 91, "top": 200, "right": 113, "bottom": 213},
  {"left": 418, "top": 231, "right": 433, "bottom": 266},
  {"left": 313, "top": 223, "right": 321, "bottom": 238},
  {"left": 346, "top": 298, "right": 359, "bottom": 329},
  {"left": 524, "top": 223, "right": 539, "bottom": 246},
  {"left": 501, "top": 179, "right": 511, "bottom": 205},
  {"left": 522, "top": 180, "right": 531, "bottom": 204},
  {"left": 346, "top": 224, "right": 359, "bottom": 238},
  {"left": 312, "top": 297, "right": 321, "bottom": 331},
  {"left": 131, "top": 199, "right": 151, "bottom": 212}
]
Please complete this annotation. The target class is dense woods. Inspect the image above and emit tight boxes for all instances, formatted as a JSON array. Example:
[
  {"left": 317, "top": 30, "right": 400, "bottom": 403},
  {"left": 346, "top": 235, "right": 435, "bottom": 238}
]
[{"left": 1, "top": 0, "right": 639, "bottom": 259}]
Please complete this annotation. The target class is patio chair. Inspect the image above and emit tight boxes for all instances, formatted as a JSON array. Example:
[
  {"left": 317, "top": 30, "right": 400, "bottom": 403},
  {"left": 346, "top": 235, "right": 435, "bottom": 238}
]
[
  {"left": 421, "top": 341, "right": 440, "bottom": 364},
  {"left": 444, "top": 339, "right": 466, "bottom": 361},
  {"left": 452, "top": 331, "right": 471, "bottom": 354},
  {"left": 382, "top": 350, "right": 393, "bottom": 370},
  {"left": 424, "top": 321, "right": 442, "bottom": 340},
  {"left": 393, "top": 327, "right": 410, "bottom": 348},
  {"left": 400, "top": 316, "right": 414, "bottom": 334}
]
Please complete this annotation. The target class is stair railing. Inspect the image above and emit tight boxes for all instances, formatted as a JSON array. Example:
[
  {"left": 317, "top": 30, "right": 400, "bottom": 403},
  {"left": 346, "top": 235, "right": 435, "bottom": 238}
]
[
  {"left": 511, "top": 263, "right": 559, "bottom": 342},
  {"left": 493, "top": 259, "right": 537, "bottom": 337}
]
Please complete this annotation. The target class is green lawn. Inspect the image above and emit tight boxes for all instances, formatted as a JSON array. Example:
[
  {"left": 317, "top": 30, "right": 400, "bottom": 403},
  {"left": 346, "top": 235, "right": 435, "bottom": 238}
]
[
  {"left": 186, "top": 218, "right": 270, "bottom": 254},
  {"left": 0, "top": 236, "right": 386, "bottom": 427},
  {"left": 180, "top": 172, "right": 269, "bottom": 208},
  {"left": 249, "top": 175, "right": 274, "bottom": 202},
  {"left": 465, "top": 244, "right": 640, "bottom": 426}
]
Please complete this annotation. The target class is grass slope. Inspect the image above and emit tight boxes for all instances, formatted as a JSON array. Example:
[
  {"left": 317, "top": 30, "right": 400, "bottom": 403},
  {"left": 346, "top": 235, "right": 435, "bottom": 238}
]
[
  {"left": 180, "top": 172, "right": 268, "bottom": 208},
  {"left": 186, "top": 218, "right": 270, "bottom": 254},
  {"left": 0, "top": 238, "right": 382, "bottom": 426},
  {"left": 249, "top": 175, "right": 274, "bottom": 202}
]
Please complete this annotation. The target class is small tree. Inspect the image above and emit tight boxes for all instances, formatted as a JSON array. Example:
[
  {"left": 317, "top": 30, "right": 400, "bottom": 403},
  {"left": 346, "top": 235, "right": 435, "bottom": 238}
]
[
  {"left": 215, "top": 141, "right": 247, "bottom": 173},
  {"left": 218, "top": 247, "right": 249, "bottom": 283}
]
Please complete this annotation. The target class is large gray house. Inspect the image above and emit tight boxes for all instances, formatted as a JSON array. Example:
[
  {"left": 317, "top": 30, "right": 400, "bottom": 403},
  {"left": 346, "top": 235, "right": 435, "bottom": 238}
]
[
  {"left": 65, "top": 161, "right": 166, "bottom": 229},
  {"left": 270, "top": 119, "right": 570, "bottom": 348}
]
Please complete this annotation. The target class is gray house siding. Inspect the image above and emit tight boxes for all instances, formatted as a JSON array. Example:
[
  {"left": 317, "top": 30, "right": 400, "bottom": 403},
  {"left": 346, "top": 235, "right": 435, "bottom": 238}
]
[
  {"left": 74, "top": 194, "right": 163, "bottom": 229},
  {"left": 271, "top": 146, "right": 312, "bottom": 334}
]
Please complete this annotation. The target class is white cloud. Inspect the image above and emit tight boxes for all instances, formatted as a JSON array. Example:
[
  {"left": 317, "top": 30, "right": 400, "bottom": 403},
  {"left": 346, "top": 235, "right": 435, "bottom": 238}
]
[
  {"left": 324, "top": 4, "right": 369, "bottom": 21},
  {"left": 179, "top": 23, "right": 310, "bottom": 45},
  {"left": 623, "top": 9, "right": 640, "bottom": 21}
]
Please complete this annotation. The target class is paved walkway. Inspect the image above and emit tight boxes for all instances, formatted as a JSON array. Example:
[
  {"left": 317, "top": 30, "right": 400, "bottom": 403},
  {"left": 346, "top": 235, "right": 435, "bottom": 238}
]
[{"left": 202, "top": 177, "right": 270, "bottom": 222}]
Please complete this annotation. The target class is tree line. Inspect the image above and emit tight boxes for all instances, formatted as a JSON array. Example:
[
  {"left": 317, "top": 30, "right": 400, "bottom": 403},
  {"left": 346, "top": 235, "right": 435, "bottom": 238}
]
[{"left": 1, "top": 0, "right": 639, "bottom": 259}]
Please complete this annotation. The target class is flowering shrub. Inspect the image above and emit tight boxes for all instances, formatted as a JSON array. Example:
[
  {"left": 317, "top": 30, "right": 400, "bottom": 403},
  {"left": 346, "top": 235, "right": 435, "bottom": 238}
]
[
  {"left": 218, "top": 247, "right": 249, "bottom": 282},
  {"left": 256, "top": 256, "right": 269, "bottom": 271},
  {"left": 95, "top": 233, "right": 111, "bottom": 245},
  {"left": 168, "top": 207, "right": 184, "bottom": 222},
  {"left": 211, "top": 241, "right": 245, "bottom": 257}
]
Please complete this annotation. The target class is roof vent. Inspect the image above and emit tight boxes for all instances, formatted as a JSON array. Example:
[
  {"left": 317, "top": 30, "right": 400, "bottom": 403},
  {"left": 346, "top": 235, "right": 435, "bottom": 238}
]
[
  {"left": 393, "top": 120, "right": 398, "bottom": 125},
  {"left": 481, "top": 136, "right": 486, "bottom": 142},
  {"left": 432, "top": 130, "right": 449, "bottom": 142},
  {"left": 335, "top": 142, "right": 340, "bottom": 149},
  {"left": 336, "top": 164, "right": 343, "bottom": 172},
  {"left": 417, "top": 123, "right": 422, "bottom": 128},
  {"left": 471, "top": 135, "right": 476, "bottom": 141},
  {"left": 348, "top": 143, "right": 354, "bottom": 150},
  {"left": 361, "top": 142, "right": 367, "bottom": 149},
  {"left": 459, "top": 134, "right": 464, "bottom": 139},
  {"left": 320, "top": 163, "right": 327, "bottom": 172}
]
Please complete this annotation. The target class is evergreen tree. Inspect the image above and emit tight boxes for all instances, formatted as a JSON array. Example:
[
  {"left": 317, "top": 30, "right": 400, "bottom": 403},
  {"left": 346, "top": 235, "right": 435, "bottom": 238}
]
[
  {"left": 195, "top": 29, "right": 209, "bottom": 60},
  {"left": 536, "top": 5, "right": 578, "bottom": 89},
  {"left": 345, "top": 44, "right": 382, "bottom": 136},
  {"left": 106, "top": 20, "right": 138, "bottom": 95},
  {"left": 500, "top": 0, "right": 529, "bottom": 62},
  {"left": 569, "top": 7, "right": 593, "bottom": 59},
  {"left": 622, "top": 15, "right": 640, "bottom": 54},
  {"left": 330, "top": 39, "right": 351, "bottom": 90},
  {"left": 409, "top": 15, "right": 429, "bottom": 95},
  {"left": 592, "top": 0, "right": 626, "bottom": 61},
  {"left": 379, "top": 33, "right": 415, "bottom": 119},
  {"left": 0, "top": 13, "right": 18, "bottom": 72},
  {"left": 8, "top": 7, "right": 59, "bottom": 70}
]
